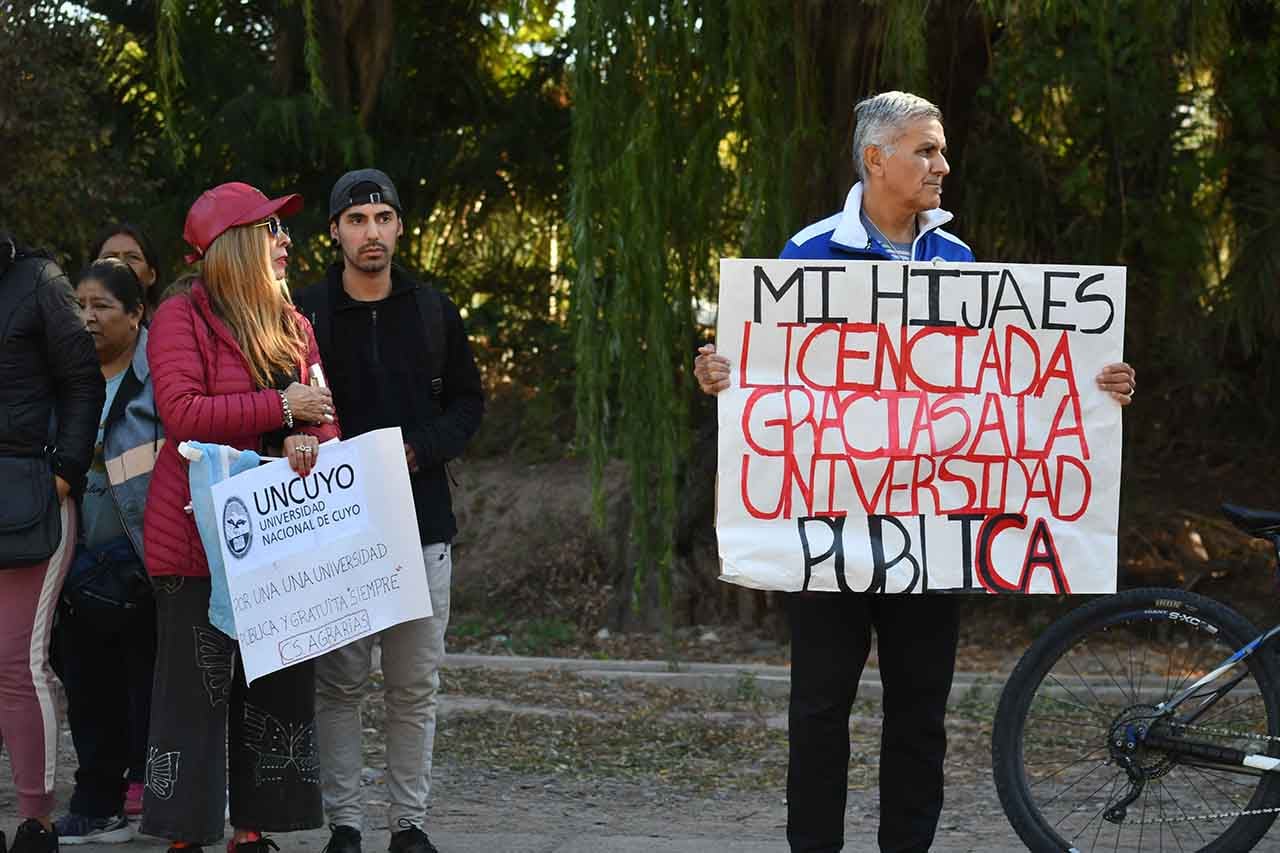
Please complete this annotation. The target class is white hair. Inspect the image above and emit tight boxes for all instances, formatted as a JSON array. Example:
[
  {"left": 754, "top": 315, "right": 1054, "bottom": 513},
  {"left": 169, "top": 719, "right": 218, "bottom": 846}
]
[{"left": 851, "top": 91, "right": 943, "bottom": 182}]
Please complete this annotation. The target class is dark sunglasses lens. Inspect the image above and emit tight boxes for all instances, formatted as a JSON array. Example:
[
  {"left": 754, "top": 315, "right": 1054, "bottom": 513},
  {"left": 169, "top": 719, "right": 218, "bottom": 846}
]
[{"left": 258, "top": 217, "right": 289, "bottom": 238}]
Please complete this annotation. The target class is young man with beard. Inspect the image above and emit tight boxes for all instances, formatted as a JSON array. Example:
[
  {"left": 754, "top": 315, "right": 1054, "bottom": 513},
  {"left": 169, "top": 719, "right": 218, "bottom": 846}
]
[{"left": 295, "top": 169, "right": 484, "bottom": 853}]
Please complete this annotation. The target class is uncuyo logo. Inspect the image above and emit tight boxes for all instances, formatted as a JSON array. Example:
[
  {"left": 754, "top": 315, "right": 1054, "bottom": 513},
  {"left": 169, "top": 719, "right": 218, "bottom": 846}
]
[{"left": 222, "top": 497, "right": 253, "bottom": 559}]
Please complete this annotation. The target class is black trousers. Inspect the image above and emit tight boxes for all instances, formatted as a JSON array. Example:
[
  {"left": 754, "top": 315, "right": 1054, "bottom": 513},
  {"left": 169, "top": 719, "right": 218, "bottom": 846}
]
[
  {"left": 785, "top": 592, "right": 959, "bottom": 853},
  {"left": 140, "top": 577, "right": 322, "bottom": 844},
  {"left": 57, "top": 596, "right": 157, "bottom": 817}
]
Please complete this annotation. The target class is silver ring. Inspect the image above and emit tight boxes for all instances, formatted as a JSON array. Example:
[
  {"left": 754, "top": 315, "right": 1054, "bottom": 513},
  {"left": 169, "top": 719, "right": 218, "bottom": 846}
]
[{"left": 299, "top": 446, "right": 312, "bottom": 453}]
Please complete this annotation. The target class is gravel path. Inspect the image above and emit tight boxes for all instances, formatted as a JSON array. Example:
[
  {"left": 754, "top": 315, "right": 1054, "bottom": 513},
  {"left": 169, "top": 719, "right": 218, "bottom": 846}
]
[{"left": 7, "top": 653, "right": 1280, "bottom": 852}]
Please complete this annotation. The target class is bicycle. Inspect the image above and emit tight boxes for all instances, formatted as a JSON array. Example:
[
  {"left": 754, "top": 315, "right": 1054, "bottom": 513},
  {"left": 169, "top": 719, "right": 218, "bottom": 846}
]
[{"left": 992, "top": 503, "right": 1280, "bottom": 852}]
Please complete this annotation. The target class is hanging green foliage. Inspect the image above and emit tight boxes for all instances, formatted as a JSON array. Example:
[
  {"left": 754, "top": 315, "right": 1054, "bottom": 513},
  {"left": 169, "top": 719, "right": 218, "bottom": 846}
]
[
  {"left": 296, "top": 0, "right": 331, "bottom": 107},
  {"left": 0, "top": 1, "right": 158, "bottom": 254},
  {"left": 723, "top": 0, "right": 803, "bottom": 257},
  {"left": 571, "top": 0, "right": 939, "bottom": 624},
  {"left": 571, "top": 0, "right": 738, "bottom": 622},
  {"left": 1211, "top": 1, "right": 1280, "bottom": 376},
  {"left": 155, "top": 0, "right": 187, "bottom": 155},
  {"left": 960, "top": 0, "right": 1257, "bottom": 420}
]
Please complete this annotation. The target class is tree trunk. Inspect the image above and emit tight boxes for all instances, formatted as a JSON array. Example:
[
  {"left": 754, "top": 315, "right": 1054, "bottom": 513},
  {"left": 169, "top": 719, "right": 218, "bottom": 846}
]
[
  {"left": 925, "top": 0, "right": 991, "bottom": 221},
  {"left": 790, "top": 0, "right": 885, "bottom": 224}
]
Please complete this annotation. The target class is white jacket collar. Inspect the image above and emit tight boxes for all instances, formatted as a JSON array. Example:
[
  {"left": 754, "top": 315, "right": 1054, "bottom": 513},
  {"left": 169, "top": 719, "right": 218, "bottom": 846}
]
[{"left": 829, "top": 182, "right": 955, "bottom": 251}]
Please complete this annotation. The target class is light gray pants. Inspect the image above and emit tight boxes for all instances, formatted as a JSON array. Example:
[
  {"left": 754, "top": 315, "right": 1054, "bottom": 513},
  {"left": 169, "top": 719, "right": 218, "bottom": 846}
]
[{"left": 315, "top": 542, "right": 452, "bottom": 830}]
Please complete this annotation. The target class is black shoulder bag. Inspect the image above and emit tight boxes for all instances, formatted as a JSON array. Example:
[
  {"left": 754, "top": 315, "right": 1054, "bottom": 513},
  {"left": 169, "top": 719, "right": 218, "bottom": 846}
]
[{"left": 0, "top": 453, "right": 62, "bottom": 569}]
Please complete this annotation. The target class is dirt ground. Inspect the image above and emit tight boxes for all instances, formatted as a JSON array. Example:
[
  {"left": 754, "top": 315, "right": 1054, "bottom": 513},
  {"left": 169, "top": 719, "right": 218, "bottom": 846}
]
[
  {"left": 448, "top": 447, "right": 1280, "bottom": 649},
  {"left": 11, "top": 656, "right": 1280, "bottom": 850},
  {"left": 0, "top": 662, "right": 1028, "bottom": 851}
]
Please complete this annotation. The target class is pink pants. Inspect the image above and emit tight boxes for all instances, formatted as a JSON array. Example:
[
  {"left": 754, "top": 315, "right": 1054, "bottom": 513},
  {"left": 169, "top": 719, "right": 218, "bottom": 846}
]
[{"left": 0, "top": 500, "right": 75, "bottom": 818}]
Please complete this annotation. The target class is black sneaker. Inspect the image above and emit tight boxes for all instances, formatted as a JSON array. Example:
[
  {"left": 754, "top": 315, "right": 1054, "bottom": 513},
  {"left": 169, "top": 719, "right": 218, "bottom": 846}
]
[
  {"left": 9, "top": 821, "right": 57, "bottom": 853},
  {"left": 388, "top": 820, "right": 437, "bottom": 853},
  {"left": 53, "top": 814, "right": 132, "bottom": 845},
  {"left": 322, "top": 825, "right": 362, "bottom": 853}
]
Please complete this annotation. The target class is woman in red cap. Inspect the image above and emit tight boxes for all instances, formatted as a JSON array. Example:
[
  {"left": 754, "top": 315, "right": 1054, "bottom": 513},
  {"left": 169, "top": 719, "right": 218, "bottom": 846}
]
[{"left": 140, "top": 183, "right": 338, "bottom": 853}]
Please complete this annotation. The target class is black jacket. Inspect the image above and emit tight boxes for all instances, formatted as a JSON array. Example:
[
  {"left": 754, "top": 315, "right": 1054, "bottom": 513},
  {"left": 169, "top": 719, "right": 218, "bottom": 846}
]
[
  {"left": 294, "top": 263, "right": 484, "bottom": 544},
  {"left": 0, "top": 255, "right": 105, "bottom": 496}
]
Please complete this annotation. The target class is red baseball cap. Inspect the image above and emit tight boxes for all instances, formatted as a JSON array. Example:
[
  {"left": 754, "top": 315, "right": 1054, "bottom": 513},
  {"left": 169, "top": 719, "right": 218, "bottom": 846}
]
[{"left": 183, "top": 182, "right": 304, "bottom": 263}]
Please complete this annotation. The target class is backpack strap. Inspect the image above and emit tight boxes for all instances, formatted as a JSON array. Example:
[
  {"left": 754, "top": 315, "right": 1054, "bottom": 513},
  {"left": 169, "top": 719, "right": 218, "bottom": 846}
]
[
  {"left": 414, "top": 283, "right": 446, "bottom": 398},
  {"left": 308, "top": 292, "right": 333, "bottom": 363},
  {"left": 0, "top": 234, "right": 15, "bottom": 279}
]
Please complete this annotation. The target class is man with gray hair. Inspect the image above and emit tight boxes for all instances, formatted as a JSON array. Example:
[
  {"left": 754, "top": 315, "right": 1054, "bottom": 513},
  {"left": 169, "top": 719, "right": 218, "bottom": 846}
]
[{"left": 694, "top": 91, "right": 1135, "bottom": 851}]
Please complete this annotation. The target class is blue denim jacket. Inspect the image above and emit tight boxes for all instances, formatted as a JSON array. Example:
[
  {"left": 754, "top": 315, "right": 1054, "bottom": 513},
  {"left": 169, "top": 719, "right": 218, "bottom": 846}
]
[{"left": 99, "top": 327, "right": 163, "bottom": 560}]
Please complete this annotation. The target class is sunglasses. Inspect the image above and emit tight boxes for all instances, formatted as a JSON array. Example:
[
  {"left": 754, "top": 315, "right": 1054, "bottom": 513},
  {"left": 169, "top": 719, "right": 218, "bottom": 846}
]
[{"left": 253, "top": 216, "right": 290, "bottom": 239}]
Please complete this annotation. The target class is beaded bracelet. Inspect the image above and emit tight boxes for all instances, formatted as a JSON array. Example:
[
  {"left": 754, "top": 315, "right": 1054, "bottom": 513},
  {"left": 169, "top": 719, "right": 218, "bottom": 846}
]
[{"left": 278, "top": 390, "right": 295, "bottom": 429}]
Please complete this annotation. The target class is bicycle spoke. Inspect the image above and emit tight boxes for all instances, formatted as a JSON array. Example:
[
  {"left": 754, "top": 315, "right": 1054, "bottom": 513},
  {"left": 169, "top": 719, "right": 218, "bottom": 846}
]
[
  {"left": 1032, "top": 685, "right": 1111, "bottom": 721},
  {"left": 1067, "top": 654, "right": 1113, "bottom": 712},
  {"left": 1166, "top": 638, "right": 1219, "bottom": 703},
  {"left": 1151, "top": 779, "right": 1186, "bottom": 853},
  {"left": 1022, "top": 713, "right": 1110, "bottom": 733},
  {"left": 1084, "top": 640, "right": 1136, "bottom": 706},
  {"left": 1155, "top": 777, "right": 1205, "bottom": 845},
  {"left": 1038, "top": 758, "right": 1118, "bottom": 810},
  {"left": 1195, "top": 692, "right": 1266, "bottom": 730},
  {"left": 1137, "top": 780, "right": 1147, "bottom": 852},
  {"left": 1126, "top": 633, "right": 1140, "bottom": 706},
  {"left": 1162, "top": 632, "right": 1212, "bottom": 703},
  {"left": 1065, "top": 770, "right": 1122, "bottom": 845},
  {"left": 1026, "top": 748, "right": 1109, "bottom": 792},
  {"left": 1185, "top": 762, "right": 1250, "bottom": 811},
  {"left": 1180, "top": 762, "right": 1238, "bottom": 827},
  {"left": 1136, "top": 635, "right": 1150, "bottom": 707},
  {"left": 1088, "top": 772, "right": 1119, "bottom": 850}
]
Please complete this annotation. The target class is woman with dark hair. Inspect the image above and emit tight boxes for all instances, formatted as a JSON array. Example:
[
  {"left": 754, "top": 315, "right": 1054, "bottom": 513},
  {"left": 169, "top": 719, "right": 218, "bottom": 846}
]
[
  {"left": 53, "top": 258, "right": 162, "bottom": 843},
  {"left": 91, "top": 223, "right": 162, "bottom": 316},
  {"left": 141, "top": 184, "right": 338, "bottom": 853},
  {"left": 0, "top": 230, "right": 104, "bottom": 853}
]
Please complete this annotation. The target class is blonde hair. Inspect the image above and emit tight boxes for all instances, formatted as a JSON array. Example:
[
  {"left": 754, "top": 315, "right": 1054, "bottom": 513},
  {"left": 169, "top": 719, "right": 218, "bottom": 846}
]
[{"left": 201, "top": 224, "right": 306, "bottom": 388}]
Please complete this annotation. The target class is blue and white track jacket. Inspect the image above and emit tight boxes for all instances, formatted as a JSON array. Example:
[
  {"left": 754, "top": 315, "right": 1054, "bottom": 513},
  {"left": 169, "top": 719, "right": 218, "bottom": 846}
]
[{"left": 780, "top": 182, "right": 975, "bottom": 263}]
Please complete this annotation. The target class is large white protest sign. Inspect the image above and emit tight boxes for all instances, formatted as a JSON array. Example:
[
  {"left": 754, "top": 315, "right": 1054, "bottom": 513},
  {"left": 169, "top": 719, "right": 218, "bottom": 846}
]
[
  {"left": 210, "top": 427, "right": 430, "bottom": 682},
  {"left": 715, "top": 259, "right": 1126, "bottom": 595}
]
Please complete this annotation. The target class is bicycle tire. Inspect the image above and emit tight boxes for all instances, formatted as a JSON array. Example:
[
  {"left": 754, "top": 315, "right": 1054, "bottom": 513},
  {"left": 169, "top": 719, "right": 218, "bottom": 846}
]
[{"left": 992, "top": 587, "right": 1280, "bottom": 852}]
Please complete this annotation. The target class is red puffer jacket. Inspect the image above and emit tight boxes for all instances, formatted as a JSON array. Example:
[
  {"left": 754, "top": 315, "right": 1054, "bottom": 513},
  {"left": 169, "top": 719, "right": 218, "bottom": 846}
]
[{"left": 144, "top": 282, "right": 341, "bottom": 576}]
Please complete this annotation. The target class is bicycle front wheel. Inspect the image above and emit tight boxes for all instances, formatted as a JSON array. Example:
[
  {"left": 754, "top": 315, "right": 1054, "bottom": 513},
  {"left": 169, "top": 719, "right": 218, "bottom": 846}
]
[{"left": 993, "top": 587, "right": 1280, "bottom": 852}]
